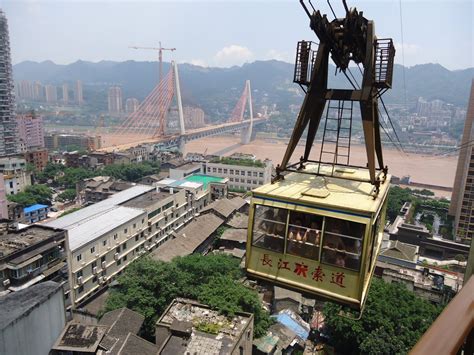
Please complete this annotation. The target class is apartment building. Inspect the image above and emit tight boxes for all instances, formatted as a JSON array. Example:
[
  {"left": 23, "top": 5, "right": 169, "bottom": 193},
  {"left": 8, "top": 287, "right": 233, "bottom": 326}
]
[
  {"left": 45, "top": 180, "right": 213, "bottom": 308},
  {"left": 23, "top": 204, "right": 49, "bottom": 224},
  {"left": 204, "top": 156, "right": 272, "bottom": 191},
  {"left": 0, "top": 221, "right": 68, "bottom": 301},
  {"left": 24, "top": 148, "right": 49, "bottom": 171},
  {"left": 0, "top": 156, "right": 31, "bottom": 195},
  {"left": 16, "top": 113, "right": 45, "bottom": 149}
]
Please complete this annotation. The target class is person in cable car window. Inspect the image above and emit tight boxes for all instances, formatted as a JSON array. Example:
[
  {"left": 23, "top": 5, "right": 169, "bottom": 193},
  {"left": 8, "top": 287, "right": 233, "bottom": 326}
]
[
  {"left": 305, "top": 221, "right": 321, "bottom": 245},
  {"left": 289, "top": 218, "right": 307, "bottom": 243}
]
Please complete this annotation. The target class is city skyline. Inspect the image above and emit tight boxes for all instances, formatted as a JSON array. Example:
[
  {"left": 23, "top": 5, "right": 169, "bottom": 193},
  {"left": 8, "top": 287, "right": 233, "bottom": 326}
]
[{"left": 2, "top": 0, "right": 473, "bottom": 70}]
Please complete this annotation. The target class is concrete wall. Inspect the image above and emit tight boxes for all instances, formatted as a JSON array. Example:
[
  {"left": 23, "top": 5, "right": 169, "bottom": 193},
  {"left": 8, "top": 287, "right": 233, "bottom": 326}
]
[{"left": 0, "top": 287, "right": 66, "bottom": 355}]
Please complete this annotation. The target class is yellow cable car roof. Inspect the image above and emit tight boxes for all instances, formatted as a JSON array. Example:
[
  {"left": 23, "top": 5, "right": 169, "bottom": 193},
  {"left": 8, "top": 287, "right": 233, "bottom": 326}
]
[{"left": 252, "top": 163, "right": 390, "bottom": 215}]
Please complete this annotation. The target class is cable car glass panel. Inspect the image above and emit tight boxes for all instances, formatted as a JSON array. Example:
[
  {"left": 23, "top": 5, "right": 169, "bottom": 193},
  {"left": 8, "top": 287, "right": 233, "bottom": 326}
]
[
  {"left": 287, "top": 211, "right": 323, "bottom": 260},
  {"left": 321, "top": 218, "right": 365, "bottom": 271},
  {"left": 252, "top": 205, "right": 288, "bottom": 253}
]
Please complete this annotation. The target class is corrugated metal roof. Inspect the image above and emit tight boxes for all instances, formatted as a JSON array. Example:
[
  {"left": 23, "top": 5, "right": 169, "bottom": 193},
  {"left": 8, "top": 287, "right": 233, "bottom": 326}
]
[
  {"left": 24, "top": 204, "right": 48, "bottom": 213},
  {"left": 45, "top": 185, "right": 153, "bottom": 230},
  {"left": 67, "top": 206, "right": 145, "bottom": 252}
]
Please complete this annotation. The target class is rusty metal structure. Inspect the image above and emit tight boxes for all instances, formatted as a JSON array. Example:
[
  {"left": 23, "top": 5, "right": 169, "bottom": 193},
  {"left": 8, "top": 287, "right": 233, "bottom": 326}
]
[{"left": 275, "top": 0, "right": 395, "bottom": 195}]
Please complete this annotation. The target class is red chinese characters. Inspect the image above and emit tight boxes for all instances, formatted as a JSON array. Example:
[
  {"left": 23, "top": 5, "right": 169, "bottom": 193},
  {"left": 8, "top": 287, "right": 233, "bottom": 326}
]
[
  {"left": 260, "top": 254, "right": 272, "bottom": 267},
  {"left": 278, "top": 259, "right": 290, "bottom": 270},
  {"left": 330, "top": 272, "right": 346, "bottom": 288},
  {"left": 294, "top": 262, "right": 309, "bottom": 278},
  {"left": 312, "top": 266, "right": 325, "bottom": 282}
]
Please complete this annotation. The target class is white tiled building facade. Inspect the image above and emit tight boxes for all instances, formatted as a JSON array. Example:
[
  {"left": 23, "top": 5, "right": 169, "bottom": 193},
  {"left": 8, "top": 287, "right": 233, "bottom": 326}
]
[{"left": 204, "top": 159, "right": 272, "bottom": 191}]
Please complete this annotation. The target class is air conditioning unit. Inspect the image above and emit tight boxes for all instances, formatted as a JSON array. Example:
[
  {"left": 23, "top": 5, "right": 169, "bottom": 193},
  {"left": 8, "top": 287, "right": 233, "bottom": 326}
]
[
  {"left": 114, "top": 253, "right": 119, "bottom": 261},
  {"left": 95, "top": 253, "right": 100, "bottom": 258},
  {"left": 101, "top": 261, "right": 106, "bottom": 269},
  {"left": 2, "top": 279, "right": 10, "bottom": 287},
  {"left": 92, "top": 267, "right": 98, "bottom": 275},
  {"left": 77, "top": 276, "right": 83, "bottom": 285},
  {"left": 99, "top": 277, "right": 105, "bottom": 284}
]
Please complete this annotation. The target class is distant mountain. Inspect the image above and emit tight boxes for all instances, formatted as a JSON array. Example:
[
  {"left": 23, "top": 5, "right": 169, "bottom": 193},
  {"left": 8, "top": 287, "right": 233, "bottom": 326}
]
[{"left": 13, "top": 60, "right": 474, "bottom": 112}]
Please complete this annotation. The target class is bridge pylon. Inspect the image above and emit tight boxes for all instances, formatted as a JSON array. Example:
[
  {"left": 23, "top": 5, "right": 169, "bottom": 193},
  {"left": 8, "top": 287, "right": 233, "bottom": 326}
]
[{"left": 240, "top": 80, "right": 254, "bottom": 144}]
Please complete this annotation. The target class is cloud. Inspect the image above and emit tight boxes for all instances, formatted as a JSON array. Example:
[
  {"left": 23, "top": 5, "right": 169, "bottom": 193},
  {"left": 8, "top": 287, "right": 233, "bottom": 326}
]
[
  {"left": 189, "top": 59, "right": 207, "bottom": 67},
  {"left": 394, "top": 42, "right": 420, "bottom": 55},
  {"left": 214, "top": 45, "right": 253, "bottom": 67},
  {"left": 265, "top": 49, "right": 291, "bottom": 62}
]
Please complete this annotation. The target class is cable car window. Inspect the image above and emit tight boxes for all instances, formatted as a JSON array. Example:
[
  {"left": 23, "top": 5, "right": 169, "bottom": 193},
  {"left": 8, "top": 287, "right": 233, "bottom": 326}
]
[
  {"left": 252, "top": 205, "right": 287, "bottom": 252},
  {"left": 287, "top": 211, "right": 322, "bottom": 260},
  {"left": 321, "top": 217, "right": 365, "bottom": 271}
]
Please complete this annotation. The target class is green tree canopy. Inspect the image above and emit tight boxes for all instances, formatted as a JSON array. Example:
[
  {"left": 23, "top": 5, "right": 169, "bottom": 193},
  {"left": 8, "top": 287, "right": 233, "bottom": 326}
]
[
  {"left": 322, "top": 278, "right": 442, "bottom": 354},
  {"left": 8, "top": 184, "right": 53, "bottom": 207},
  {"left": 104, "top": 254, "right": 271, "bottom": 339},
  {"left": 57, "top": 188, "right": 77, "bottom": 202}
]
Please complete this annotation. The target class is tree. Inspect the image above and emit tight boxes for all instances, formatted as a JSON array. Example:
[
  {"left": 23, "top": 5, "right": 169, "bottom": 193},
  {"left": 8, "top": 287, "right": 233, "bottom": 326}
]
[
  {"left": 57, "top": 189, "right": 77, "bottom": 202},
  {"left": 322, "top": 278, "right": 442, "bottom": 354},
  {"left": 8, "top": 184, "right": 53, "bottom": 207},
  {"left": 104, "top": 254, "right": 271, "bottom": 340}
]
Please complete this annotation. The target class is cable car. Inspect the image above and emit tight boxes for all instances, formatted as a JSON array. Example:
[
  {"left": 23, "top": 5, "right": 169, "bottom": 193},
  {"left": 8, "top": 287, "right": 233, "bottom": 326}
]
[
  {"left": 245, "top": 0, "right": 396, "bottom": 312},
  {"left": 246, "top": 164, "right": 389, "bottom": 310}
]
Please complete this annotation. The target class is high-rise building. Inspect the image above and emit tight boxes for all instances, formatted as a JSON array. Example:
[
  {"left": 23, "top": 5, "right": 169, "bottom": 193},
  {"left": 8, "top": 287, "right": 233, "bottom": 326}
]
[
  {"left": 17, "top": 80, "right": 34, "bottom": 100},
  {"left": 125, "top": 97, "right": 140, "bottom": 113},
  {"left": 62, "top": 83, "right": 69, "bottom": 104},
  {"left": 108, "top": 86, "right": 123, "bottom": 114},
  {"left": 449, "top": 80, "right": 474, "bottom": 244},
  {"left": 45, "top": 84, "right": 58, "bottom": 103},
  {"left": 74, "top": 80, "right": 84, "bottom": 104},
  {"left": 33, "top": 81, "right": 44, "bottom": 101},
  {"left": 0, "top": 10, "right": 19, "bottom": 156},
  {"left": 16, "top": 112, "right": 45, "bottom": 149}
]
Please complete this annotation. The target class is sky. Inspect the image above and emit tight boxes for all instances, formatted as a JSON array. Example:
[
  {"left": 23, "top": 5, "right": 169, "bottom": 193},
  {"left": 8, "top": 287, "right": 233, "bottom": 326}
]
[{"left": 2, "top": 0, "right": 473, "bottom": 70}]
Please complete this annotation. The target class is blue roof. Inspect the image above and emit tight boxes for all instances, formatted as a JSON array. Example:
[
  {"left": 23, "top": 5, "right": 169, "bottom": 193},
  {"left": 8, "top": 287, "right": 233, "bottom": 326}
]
[
  {"left": 24, "top": 204, "right": 49, "bottom": 213},
  {"left": 272, "top": 313, "right": 309, "bottom": 340}
]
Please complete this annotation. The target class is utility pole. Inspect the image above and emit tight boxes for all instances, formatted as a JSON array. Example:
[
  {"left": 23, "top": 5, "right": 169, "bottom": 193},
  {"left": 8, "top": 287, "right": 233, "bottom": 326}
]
[{"left": 129, "top": 42, "right": 176, "bottom": 84}]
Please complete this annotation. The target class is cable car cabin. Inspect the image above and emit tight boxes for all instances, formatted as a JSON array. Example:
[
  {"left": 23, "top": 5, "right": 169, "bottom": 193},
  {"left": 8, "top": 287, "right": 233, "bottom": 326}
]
[{"left": 245, "top": 164, "right": 390, "bottom": 311}]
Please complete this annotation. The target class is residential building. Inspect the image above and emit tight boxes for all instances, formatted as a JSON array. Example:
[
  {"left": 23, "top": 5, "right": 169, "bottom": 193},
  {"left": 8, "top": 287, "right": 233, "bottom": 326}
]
[
  {"left": 449, "top": 80, "right": 474, "bottom": 244},
  {"left": 0, "top": 221, "right": 68, "bottom": 297},
  {"left": 169, "top": 162, "right": 203, "bottom": 179},
  {"left": 76, "top": 176, "right": 133, "bottom": 205},
  {"left": 62, "top": 83, "right": 69, "bottom": 104},
  {"left": 7, "top": 201, "right": 24, "bottom": 222},
  {"left": 0, "top": 175, "right": 7, "bottom": 219},
  {"left": 183, "top": 106, "right": 206, "bottom": 128},
  {"left": 45, "top": 133, "right": 101, "bottom": 151},
  {"left": 205, "top": 155, "right": 272, "bottom": 191},
  {"left": 108, "top": 86, "right": 123, "bottom": 114},
  {"left": 125, "top": 97, "right": 139, "bottom": 113},
  {"left": 24, "top": 148, "right": 49, "bottom": 171},
  {"left": 16, "top": 112, "right": 45, "bottom": 148},
  {"left": 0, "top": 281, "right": 66, "bottom": 355},
  {"left": 0, "top": 156, "right": 31, "bottom": 195},
  {"left": 155, "top": 298, "right": 254, "bottom": 355},
  {"left": 45, "top": 182, "right": 211, "bottom": 308},
  {"left": 74, "top": 80, "right": 84, "bottom": 105},
  {"left": 378, "top": 240, "right": 419, "bottom": 269},
  {"left": 45, "top": 84, "right": 58, "bottom": 103},
  {"left": 51, "top": 307, "right": 157, "bottom": 355},
  {"left": 23, "top": 204, "right": 49, "bottom": 223},
  {"left": 0, "top": 10, "right": 19, "bottom": 156},
  {"left": 17, "top": 80, "right": 34, "bottom": 100},
  {"left": 33, "top": 81, "right": 44, "bottom": 101}
]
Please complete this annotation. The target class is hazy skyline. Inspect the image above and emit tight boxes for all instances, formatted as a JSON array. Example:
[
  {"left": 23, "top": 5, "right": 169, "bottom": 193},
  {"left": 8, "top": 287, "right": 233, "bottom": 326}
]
[{"left": 3, "top": 0, "right": 473, "bottom": 70}]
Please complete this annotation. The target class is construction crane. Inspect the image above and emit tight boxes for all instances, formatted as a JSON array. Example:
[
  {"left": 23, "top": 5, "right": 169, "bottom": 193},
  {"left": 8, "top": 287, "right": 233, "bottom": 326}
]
[{"left": 129, "top": 42, "right": 176, "bottom": 84}]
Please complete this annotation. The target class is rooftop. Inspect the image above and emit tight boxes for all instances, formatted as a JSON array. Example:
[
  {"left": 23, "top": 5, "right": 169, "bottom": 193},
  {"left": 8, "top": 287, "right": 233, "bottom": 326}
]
[
  {"left": 380, "top": 240, "right": 418, "bottom": 262},
  {"left": 202, "top": 197, "right": 246, "bottom": 219},
  {"left": 184, "top": 174, "right": 226, "bottom": 189},
  {"left": 24, "top": 204, "right": 48, "bottom": 213},
  {"left": 226, "top": 212, "right": 249, "bottom": 229},
  {"left": 45, "top": 184, "right": 153, "bottom": 230},
  {"left": 122, "top": 189, "right": 173, "bottom": 210},
  {"left": 0, "top": 281, "right": 62, "bottom": 331},
  {"left": 253, "top": 163, "right": 390, "bottom": 214},
  {"left": 0, "top": 224, "right": 64, "bottom": 259},
  {"left": 66, "top": 206, "right": 146, "bottom": 252},
  {"left": 151, "top": 213, "right": 223, "bottom": 262},
  {"left": 157, "top": 298, "right": 252, "bottom": 355},
  {"left": 174, "top": 162, "right": 202, "bottom": 171},
  {"left": 220, "top": 228, "right": 247, "bottom": 243},
  {"left": 52, "top": 323, "right": 109, "bottom": 353}
]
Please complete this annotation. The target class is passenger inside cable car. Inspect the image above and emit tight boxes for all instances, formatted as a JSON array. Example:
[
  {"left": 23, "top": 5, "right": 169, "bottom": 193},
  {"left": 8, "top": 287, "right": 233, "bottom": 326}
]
[{"left": 252, "top": 205, "right": 366, "bottom": 272}]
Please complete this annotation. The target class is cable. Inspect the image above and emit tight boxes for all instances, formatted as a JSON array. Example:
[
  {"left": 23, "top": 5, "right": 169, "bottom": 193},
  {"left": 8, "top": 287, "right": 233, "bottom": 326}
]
[
  {"left": 398, "top": 0, "right": 409, "bottom": 124},
  {"left": 379, "top": 96, "right": 404, "bottom": 152}
]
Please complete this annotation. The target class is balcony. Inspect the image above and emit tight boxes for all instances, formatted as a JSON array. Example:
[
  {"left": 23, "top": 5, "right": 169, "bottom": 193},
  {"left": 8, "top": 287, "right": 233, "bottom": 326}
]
[{"left": 411, "top": 276, "right": 474, "bottom": 354}]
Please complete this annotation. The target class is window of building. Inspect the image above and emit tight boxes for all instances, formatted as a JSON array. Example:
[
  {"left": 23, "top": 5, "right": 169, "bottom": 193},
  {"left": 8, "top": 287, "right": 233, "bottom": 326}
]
[
  {"left": 142, "top": 218, "right": 145, "bottom": 224},
  {"left": 76, "top": 270, "right": 83, "bottom": 279},
  {"left": 117, "top": 259, "right": 122, "bottom": 266},
  {"left": 122, "top": 242, "right": 127, "bottom": 251},
  {"left": 253, "top": 180, "right": 257, "bottom": 185},
  {"left": 113, "top": 234, "right": 118, "bottom": 240},
  {"left": 90, "top": 246, "right": 95, "bottom": 254},
  {"left": 223, "top": 169, "right": 228, "bottom": 174},
  {"left": 247, "top": 179, "right": 251, "bottom": 184},
  {"left": 102, "top": 240, "right": 107, "bottom": 246},
  {"left": 241, "top": 171, "right": 245, "bottom": 176},
  {"left": 78, "top": 285, "right": 84, "bottom": 294},
  {"left": 135, "top": 235, "right": 139, "bottom": 241},
  {"left": 76, "top": 254, "right": 82, "bottom": 262},
  {"left": 116, "top": 247, "right": 120, "bottom": 253},
  {"left": 253, "top": 172, "right": 258, "bottom": 177},
  {"left": 133, "top": 223, "right": 136, "bottom": 229},
  {"left": 123, "top": 255, "right": 127, "bottom": 261},
  {"left": 212, "top": 168, "right": 216, "bottom": 172},
  {"left": 124, "top": 228, "right": 128, "bottom": 234},
  {"left": 247, "top": 171, "right": 252, "bottom": 176},
  {"left": 218, "top": 168, "right": 222, "bottom": 173},
  {"left": 230, "top": 169, "right": 234, "bottom": 174},
  {"left": 92, "top": 276, "right": 98, "bottom": 283},
  {"left": 207, "top": 167, "right": 211, "bottom": 172},
  {"left": 91, "top": 261, "right": 97, "bottom": 271},
  {"left": 259, "top": 172, "right": 263, "bottom": 177}
]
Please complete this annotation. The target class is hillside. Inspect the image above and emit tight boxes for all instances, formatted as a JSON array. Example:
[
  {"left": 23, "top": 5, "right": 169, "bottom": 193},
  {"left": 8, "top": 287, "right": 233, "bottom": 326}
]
[{"left": 13, "top": 60, "right": 474, "bottom": 114}]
